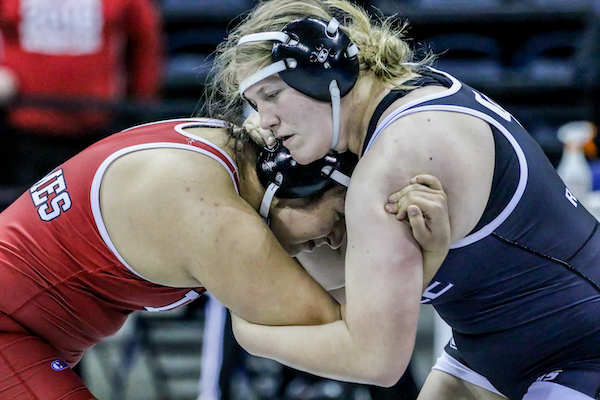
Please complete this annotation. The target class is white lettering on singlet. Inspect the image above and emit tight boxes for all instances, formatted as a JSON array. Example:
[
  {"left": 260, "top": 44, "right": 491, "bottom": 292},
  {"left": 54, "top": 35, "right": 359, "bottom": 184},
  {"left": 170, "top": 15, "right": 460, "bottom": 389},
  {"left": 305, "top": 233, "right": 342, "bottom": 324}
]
[
  {"left": 30, "top": 169, "right": 72, "bottom": 221},
  {"left": 20, "top": 0, "right": 103, "bottom": 55},
  {"left": 536, "top": 370, "right": 563, "bottom": 382},
  {"left": 421, "top": 281, "right": 454, "bottom": 304},
  {"left": 474, "top": 91, "right": 512, "bottom": 122},
  {"left": 565, "top": 187, "right": 578, "bottom": 207}
]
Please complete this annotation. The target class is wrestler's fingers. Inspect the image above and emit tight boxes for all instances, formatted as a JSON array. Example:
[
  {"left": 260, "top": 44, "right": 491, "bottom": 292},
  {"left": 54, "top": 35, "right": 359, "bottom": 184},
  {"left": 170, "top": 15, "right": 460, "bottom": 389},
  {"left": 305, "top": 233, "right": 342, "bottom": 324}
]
[
  {"left": 385, "top": 193, "right": 412, "bottom": 219},
  {"left": 388, "top": 175, "right": 444, "bottom": 205},
  {"left": 408, "top": 202, "right": 451, "bottom": 254},
  {"left": 385, "top": 199, "right": 400, "bottom": 217},
  {"left": 394, "top": 195, "right": 441, "bottom": 222},
  {"left": 386, "top": 189, "right": 424, "bottom": 219},
  {"left": 242, "top": 113, "right": 276, "bottom": 147},
  {"left": 409, "top": 174, "right": 443, "bottom": 191},
  {"left": 386, "top": 189, "right": 445, "bottom": 220},
  {"left": 386, "top": 185, "right": 420, "bottom": 215},
  {"left": 406, "top": 205, "right": 428, "bottom": 239}
]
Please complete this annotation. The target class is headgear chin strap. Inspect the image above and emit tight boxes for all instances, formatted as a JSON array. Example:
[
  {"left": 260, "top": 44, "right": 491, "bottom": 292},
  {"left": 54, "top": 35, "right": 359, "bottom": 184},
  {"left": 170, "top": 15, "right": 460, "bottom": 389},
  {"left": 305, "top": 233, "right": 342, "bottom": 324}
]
[
  {"left": 329, "top": 80, "right": 341, "bottom": 149},
  {"left": 257, "top": 141, "right": 358, "bottom": 223},
  {"left": 238, "top": 17, "right": 359, "bottom": 150}
]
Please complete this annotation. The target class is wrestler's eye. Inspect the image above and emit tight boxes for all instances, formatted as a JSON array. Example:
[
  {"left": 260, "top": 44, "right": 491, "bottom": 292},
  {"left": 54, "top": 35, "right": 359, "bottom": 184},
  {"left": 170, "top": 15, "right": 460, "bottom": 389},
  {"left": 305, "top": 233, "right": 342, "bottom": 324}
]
[{"left": 264, "top": 90, "right": 280, "bottom": 103}]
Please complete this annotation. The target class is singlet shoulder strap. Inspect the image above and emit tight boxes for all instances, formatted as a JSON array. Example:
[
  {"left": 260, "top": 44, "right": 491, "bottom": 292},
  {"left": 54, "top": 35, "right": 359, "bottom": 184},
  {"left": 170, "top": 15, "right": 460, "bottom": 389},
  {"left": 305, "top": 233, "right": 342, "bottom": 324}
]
[
  {"left": 364, "top": 89, "right": 406, "bottom": 156},
  {"left": 361, "top": 73, "right": 448, "bottom": 156}
]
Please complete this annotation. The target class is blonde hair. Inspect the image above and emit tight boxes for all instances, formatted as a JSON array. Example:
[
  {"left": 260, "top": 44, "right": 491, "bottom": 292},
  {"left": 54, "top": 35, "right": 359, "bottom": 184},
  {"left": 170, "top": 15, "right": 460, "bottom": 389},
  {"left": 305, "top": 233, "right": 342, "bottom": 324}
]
[{"left": 206, "top": 0, "right": 432, "bottom": 124}]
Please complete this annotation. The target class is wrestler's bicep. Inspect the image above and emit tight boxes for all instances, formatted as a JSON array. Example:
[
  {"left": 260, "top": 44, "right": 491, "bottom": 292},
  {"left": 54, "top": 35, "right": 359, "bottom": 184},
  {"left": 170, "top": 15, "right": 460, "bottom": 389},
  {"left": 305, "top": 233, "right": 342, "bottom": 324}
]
[{"left": 187, "top": 200, "right": 340, "bottom": 327}]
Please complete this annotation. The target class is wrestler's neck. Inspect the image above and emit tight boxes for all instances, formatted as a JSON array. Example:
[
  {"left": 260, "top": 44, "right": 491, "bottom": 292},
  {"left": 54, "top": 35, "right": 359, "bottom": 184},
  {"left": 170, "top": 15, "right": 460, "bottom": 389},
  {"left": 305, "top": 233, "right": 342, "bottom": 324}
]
[
  {"left": 343, "top": 75, "right": 388, "bottom": 156},
  {"left": 343, "top": 73, "right": 418, "bottom": 156}
]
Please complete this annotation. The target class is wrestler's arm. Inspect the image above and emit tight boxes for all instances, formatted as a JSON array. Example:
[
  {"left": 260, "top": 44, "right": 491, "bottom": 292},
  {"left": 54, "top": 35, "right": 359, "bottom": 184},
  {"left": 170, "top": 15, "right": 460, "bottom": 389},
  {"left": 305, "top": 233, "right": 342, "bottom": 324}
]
[
  {"left": 296, "top": 173, "right": 450, "bottom": 302},
  {"left": 231, "top": 152, "right": 425, "bottom": 385},
  {"left": 229, "top": 111, "right": 494, "bottom": 385},
  {"left": 100, "top": 147, "right": 340, "bottom": 327},
  {"left": 243, "top": 112, "right": 449, "bottom": 296},
  {"left": 385, "top": 174, "right": 450, "bottom": 289}
]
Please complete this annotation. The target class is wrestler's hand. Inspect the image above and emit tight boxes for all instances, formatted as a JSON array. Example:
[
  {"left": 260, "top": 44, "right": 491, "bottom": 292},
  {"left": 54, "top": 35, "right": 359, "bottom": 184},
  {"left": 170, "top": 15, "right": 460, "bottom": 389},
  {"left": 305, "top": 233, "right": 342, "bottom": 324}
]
[
  {"left": 385, "top": 174, "right": 449, "bottom": 251},
  {"left": 242, "top": 113, "right": 277, "bottom": 148},
  {"left": 385, "top": 174, "right": 450, "bottom": 286}
]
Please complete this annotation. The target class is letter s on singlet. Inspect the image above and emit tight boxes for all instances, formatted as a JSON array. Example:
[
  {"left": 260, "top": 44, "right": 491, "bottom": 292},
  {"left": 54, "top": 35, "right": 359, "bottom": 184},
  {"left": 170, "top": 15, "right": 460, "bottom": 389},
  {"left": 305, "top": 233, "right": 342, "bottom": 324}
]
[{"left": 30, "top": 169, "right": 72, "bottom": 221}]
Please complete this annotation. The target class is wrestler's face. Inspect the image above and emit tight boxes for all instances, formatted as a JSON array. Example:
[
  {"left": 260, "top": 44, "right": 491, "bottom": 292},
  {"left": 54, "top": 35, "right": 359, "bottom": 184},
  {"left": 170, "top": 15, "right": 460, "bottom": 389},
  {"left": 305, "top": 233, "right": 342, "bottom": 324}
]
[
  {"left": 243, "top": 76, "right": 334, "bottom": 165},
  {"left": 269, "top": 186, "right": 346, "bottom": 257}
]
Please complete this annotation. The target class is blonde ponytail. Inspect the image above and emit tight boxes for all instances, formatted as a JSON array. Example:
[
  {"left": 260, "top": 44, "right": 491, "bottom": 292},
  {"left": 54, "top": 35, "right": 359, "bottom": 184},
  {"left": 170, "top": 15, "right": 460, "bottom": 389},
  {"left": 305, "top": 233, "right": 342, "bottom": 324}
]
[{"left": 207, "top": 0, "right": 432, "bottom": 123}]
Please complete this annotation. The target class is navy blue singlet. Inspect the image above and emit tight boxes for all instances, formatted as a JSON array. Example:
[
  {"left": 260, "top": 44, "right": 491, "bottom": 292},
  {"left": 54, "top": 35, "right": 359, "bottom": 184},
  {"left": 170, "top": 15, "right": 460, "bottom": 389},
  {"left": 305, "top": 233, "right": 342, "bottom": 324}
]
[{"left": 362, "top": 67, "right": 600, "bottom": 399}]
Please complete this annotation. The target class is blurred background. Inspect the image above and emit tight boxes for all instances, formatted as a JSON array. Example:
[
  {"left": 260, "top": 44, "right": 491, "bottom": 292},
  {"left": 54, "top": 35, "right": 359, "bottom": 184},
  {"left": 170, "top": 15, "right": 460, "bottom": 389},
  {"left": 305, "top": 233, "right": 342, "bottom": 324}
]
[{"left": 2, "top": 0, "right": 600, "bottom": 399}]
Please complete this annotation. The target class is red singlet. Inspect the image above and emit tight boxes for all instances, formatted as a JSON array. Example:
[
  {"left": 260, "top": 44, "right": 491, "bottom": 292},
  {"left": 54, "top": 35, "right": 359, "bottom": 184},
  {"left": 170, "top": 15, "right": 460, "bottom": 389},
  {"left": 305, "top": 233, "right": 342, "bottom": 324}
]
[{"left": 0, "top": 118, "right": 239, "bottom": 399}]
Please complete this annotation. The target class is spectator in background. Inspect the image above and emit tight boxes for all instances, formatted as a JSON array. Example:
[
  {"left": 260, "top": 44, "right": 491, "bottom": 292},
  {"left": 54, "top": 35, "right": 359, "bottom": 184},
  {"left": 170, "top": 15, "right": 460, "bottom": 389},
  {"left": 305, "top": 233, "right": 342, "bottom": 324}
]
[{"left": 0, "top": 0, "right": 164, "bottom": 190}]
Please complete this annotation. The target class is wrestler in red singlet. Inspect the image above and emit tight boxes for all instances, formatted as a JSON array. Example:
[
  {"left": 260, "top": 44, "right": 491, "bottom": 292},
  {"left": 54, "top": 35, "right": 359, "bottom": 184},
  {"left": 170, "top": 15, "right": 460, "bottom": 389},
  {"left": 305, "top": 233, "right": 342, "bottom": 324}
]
[{"left": 0, "top": 118, "right": 237, "bottom": 399}]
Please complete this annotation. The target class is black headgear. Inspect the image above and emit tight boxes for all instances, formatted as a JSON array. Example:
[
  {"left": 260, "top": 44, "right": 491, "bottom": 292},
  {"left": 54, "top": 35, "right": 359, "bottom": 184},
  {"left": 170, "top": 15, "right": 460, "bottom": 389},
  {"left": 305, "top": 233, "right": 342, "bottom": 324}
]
[
  {"left": 257, "top": 141, "right": 357, "bottom": 221},
  {"left": 239, "top": 17, "right": 359, "bottom": 101},
  {"left": 273, "top": 17, "right": 359, "bottom": 101},
  {"left": 238, "top": 17, "right": 360, "bottom": 150}
]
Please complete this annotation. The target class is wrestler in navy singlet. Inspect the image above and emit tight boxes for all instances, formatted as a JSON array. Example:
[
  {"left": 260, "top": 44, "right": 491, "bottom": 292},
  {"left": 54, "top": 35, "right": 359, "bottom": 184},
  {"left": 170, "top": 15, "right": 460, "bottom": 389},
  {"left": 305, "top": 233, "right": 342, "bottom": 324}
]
[{"left": 363, "top": 68, "right": 600, "bottom": 399}]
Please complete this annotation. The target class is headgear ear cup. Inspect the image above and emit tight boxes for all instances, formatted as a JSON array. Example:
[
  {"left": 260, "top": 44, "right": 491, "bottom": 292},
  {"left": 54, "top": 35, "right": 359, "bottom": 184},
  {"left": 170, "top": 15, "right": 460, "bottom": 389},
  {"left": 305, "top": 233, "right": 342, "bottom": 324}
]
[
  {"left": 272, "top": 18, "right": 359, "bottom": 101},
  {"left": 238, "top": 17, "right": 359, "bottom": 150},
  {"left": 256, "top": 141, "right": 358, "bottom": 221}
]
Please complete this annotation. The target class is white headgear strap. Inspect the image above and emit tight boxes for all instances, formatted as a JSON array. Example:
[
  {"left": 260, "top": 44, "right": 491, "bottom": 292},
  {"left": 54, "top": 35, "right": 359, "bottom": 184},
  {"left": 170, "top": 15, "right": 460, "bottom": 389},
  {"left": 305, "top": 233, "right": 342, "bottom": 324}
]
[
  {"left": 329, "top": 80, "right": 341, "bottom": 149},
  {"left": 238, "top": 32, "right": 298, "bottom": 97},
  {"left": 320, "top": 165, "right": 351, "bottom": 187},
  {"left": 239, "top": 59, "right": 296, "bottom": 97},
  {"left": 258, "top": 166, "right": 352, "bottom": 222},
  {"left": 259, "top": 179, "right": 281, "bottom": 221},
  {"left": 238, "top": 20, "right": 342, "bottom": 151}
]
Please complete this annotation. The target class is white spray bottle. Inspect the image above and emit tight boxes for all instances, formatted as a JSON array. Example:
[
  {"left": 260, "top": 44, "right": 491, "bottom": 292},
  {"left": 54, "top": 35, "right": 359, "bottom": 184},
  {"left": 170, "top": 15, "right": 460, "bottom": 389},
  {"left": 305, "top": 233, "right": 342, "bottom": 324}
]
[{"left": 556, "top": 121, "right": 594, "bottom": 201}]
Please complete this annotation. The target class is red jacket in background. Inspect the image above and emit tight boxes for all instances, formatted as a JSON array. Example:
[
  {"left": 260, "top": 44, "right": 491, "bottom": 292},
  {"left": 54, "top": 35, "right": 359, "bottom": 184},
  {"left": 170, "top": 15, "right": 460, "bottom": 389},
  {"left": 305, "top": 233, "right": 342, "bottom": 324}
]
[{"left": 0, "top": 0, "right": 164, "bottom": 136}]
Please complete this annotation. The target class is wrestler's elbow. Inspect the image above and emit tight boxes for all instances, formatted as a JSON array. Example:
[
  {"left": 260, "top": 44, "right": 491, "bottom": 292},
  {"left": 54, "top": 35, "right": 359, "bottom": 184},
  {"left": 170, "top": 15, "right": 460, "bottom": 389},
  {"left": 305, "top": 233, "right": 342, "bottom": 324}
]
[
  {"left": 367, "top": 362, "right": 408, "bottom": 387},
  {"left": 351, "top": 347, "right": 410, "bottom": 387}
]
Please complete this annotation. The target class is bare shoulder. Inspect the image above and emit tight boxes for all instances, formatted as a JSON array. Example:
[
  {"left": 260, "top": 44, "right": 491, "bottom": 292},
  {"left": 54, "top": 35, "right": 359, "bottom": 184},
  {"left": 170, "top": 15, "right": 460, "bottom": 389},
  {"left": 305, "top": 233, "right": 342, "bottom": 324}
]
[
  {"left": 100, "top": 147, "right": 252, "bottom": 286},
  {"left": 100, "top": 143, "right": 340, "bottom": 327},
  {"left": 358, "top": 106, "right": 496, "bottom": 242}
]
